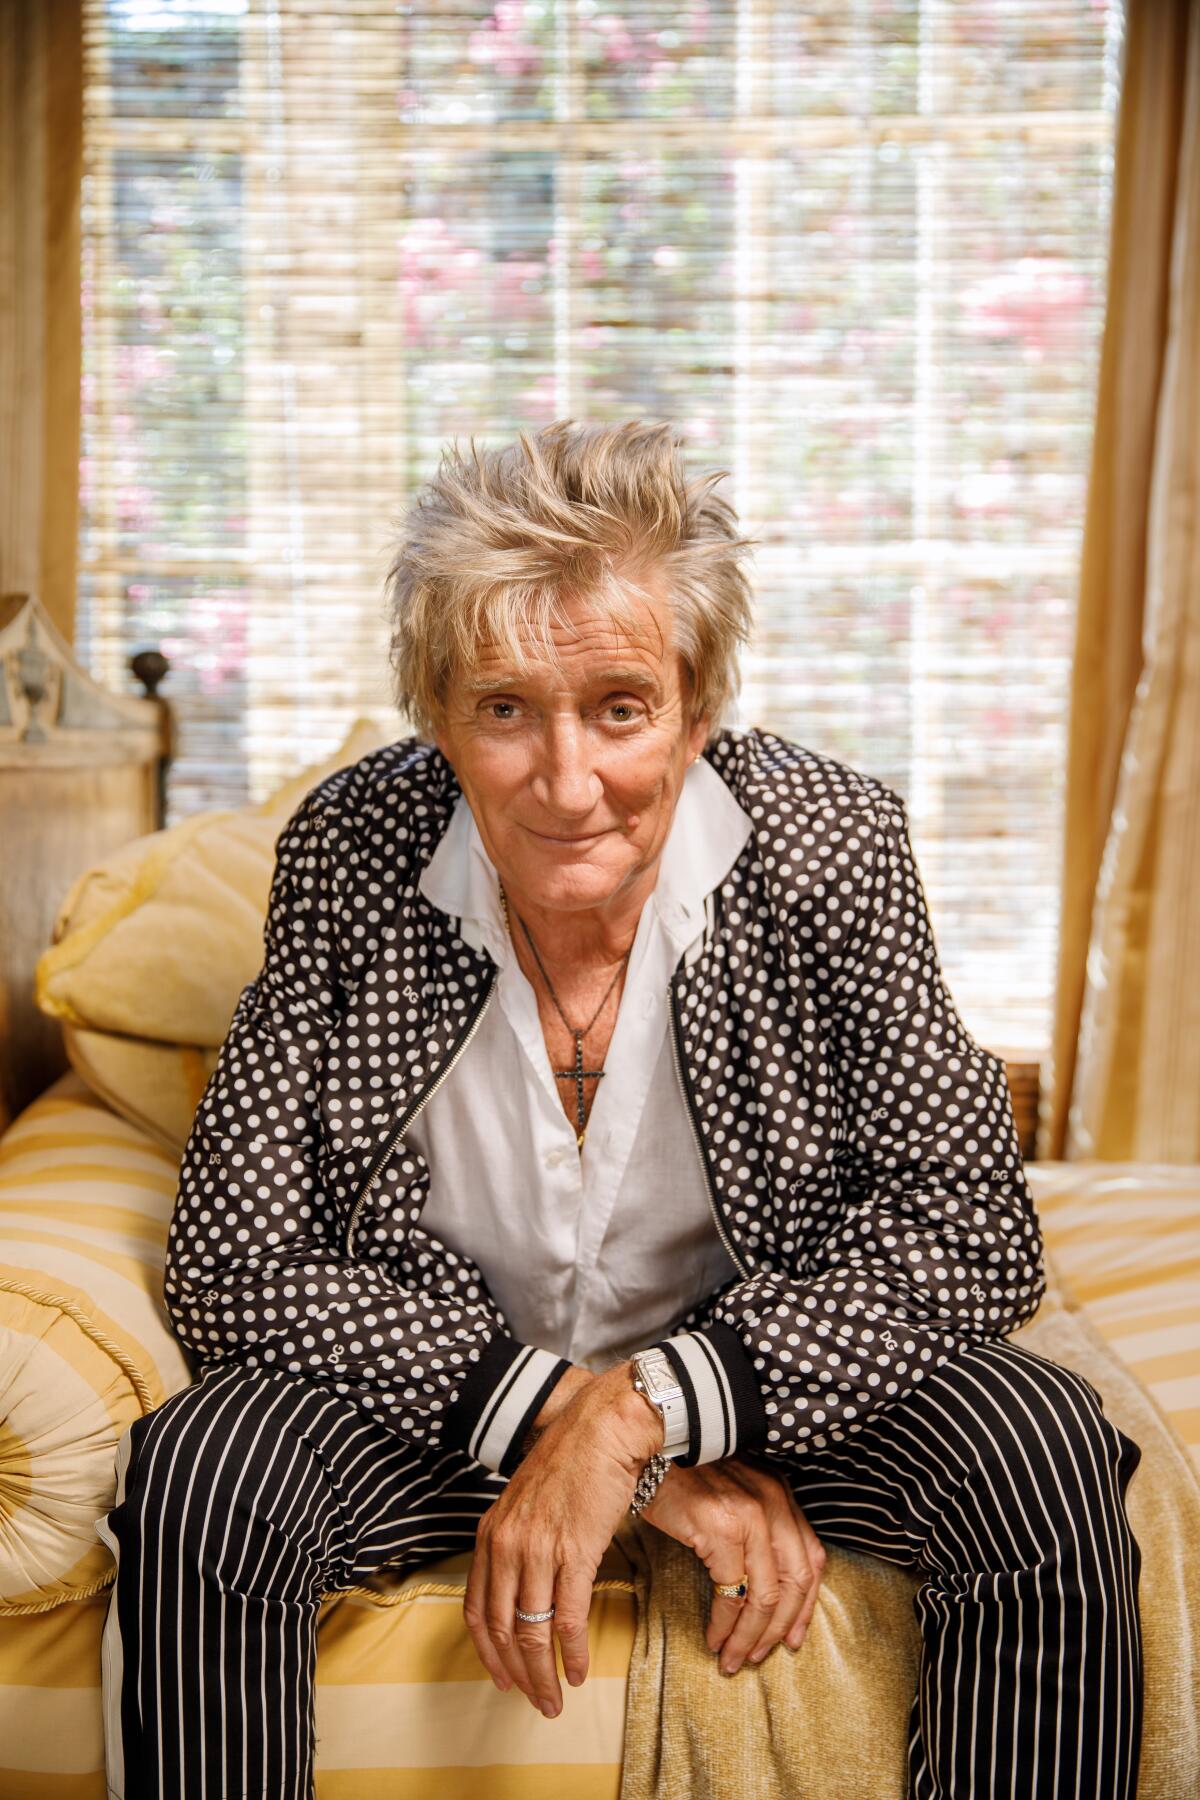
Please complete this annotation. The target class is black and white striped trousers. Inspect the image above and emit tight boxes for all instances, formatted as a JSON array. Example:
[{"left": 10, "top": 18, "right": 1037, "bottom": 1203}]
[{"left": 94, "top": 1335, "right": 1144, "bottom": 1799}]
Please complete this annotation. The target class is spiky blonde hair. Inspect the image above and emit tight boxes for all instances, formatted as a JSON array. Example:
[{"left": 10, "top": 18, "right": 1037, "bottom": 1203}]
[{"left": 384, "top": 418, "right": 758, "bottom": 741}]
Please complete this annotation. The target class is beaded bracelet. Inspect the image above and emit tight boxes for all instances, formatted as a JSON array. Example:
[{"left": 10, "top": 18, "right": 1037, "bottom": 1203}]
[{"left": 629, "top": 1451, "right": 672, "bottom": 1516}]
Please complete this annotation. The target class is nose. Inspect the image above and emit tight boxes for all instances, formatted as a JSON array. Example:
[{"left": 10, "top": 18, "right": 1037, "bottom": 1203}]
[{"left": 530, "top": 714, "right": 603, "bottom": 820}]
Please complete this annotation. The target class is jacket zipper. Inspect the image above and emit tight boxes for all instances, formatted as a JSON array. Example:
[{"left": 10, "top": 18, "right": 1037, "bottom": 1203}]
[
  {"left": 344, "top": 971, "right": 497, "bottom": 1259},
  {"left": 667, "top": 974, "right": 749, "bottom": 1279}
]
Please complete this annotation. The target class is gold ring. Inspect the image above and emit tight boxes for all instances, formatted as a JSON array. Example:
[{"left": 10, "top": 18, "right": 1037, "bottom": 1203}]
[{"left": 713, "top": 1578, "right": 748, "bottom": 1599}]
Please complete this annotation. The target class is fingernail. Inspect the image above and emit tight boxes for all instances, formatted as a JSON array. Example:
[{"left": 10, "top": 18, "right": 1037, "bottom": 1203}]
[
  {"left": 540, "top": 1699, "right": 559, "bottom": 1718},
  {"left": 748, "top": 1649, "right": 767, "bottom": 1664},
  {"left": 720, "top": 1660, "right": 740, "bottom": 1676}
]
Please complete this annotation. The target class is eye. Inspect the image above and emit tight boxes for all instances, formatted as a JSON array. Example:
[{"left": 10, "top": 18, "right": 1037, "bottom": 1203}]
[
  {"left": 482, "top": 698, "right": 521, "bottom": 720},
  {"left": 602, "top": 697, "right": 644, "bottom": 723}
]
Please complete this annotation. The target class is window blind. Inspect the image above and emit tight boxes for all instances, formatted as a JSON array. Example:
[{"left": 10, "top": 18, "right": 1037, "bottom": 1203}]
[{"left": 77, "top": 0, "right": 1124, "bottom": 1056}]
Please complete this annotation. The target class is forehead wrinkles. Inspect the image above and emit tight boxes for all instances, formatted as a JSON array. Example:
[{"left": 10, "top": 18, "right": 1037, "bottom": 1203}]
[{"left": 475, "top": 601, "right": 669, "bottom": 681}]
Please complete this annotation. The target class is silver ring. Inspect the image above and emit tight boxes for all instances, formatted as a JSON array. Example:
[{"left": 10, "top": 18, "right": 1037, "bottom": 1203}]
[{"left": 515, "top": 1604, "right": 556, "bottom": 1622}]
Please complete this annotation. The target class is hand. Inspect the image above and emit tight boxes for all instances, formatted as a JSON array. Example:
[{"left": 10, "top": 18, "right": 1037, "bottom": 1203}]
[
  {"left": 637, "top": 1453, "right": 826, "bottom": 1674},
  {"left": 525, "top": 1362, "right": 597, "bottom": 1442},
  {"left": 463, "top": 1361, "right": 661, "bottom": 1717}
]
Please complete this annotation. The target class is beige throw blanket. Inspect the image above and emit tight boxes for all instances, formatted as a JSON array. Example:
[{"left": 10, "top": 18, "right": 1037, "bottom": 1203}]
[{"left": 616, "top": 1296, "right": 1200, "bottom": 1800}]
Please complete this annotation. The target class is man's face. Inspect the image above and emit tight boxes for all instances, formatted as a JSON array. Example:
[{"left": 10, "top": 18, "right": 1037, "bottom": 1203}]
[{"left": 432, "top": 579, "right": 710, "bottom": 918}]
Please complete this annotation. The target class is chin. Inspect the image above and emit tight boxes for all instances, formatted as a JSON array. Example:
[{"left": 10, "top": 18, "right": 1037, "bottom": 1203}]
[{"left": 517, "top": 852, "right": 627, "bottom": 909}]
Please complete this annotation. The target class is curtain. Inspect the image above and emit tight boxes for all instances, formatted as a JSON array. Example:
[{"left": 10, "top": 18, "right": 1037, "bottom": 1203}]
[
  {"left": 0, "top": 0, "right": 83, "bottom": 643},
  {"left": 1041, "top": 0, "right": 1200, "bottom": 1162}
]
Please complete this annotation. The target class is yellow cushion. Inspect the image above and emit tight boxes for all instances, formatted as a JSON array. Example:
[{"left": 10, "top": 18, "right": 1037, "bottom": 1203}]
[
  {"left": 45, "top": 1027, "right": 218, "bottom": 1160},
  {"left": 33, "top": 716, "right": 394, "bottom": 1147}
]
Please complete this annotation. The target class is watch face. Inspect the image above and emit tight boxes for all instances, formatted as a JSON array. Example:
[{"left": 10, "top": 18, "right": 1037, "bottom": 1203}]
[{"left": 639, "top": 1359, "right": 682, "bottom": 1403}]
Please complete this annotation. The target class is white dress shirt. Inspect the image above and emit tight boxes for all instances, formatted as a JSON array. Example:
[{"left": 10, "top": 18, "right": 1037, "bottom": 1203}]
[{"left": 409, "top": 755, "right": 754, "bottom": 1432}]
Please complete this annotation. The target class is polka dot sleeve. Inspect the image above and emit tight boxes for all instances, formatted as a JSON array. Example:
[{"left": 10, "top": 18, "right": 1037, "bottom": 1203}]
[
  {"left": 162, "top": 787, "right": 571, "bottom": 1472},
  {"left": 670, "top": 789, "right": 1048, "bottom": 1465}
]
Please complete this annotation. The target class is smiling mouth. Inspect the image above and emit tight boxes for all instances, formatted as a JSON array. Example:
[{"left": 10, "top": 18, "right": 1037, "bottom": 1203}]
[{"left": 527, "top": 827, "right": 610, "bottom": 844}]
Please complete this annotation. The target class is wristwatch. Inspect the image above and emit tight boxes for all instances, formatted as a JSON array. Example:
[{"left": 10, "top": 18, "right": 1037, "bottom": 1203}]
[{"left": 629, "top": 1347, "right": 690, "bottom": 1460}]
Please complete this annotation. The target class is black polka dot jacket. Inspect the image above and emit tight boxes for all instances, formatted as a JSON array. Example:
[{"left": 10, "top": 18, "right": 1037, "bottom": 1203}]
[{"left": 164, "top": 727, "right": 1047, "bottom": 1480}]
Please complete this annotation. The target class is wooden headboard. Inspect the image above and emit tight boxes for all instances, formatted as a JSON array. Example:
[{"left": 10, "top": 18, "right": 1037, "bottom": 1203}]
[{"left": 0, "top": 591, "right": 173, "bottom": 1134}]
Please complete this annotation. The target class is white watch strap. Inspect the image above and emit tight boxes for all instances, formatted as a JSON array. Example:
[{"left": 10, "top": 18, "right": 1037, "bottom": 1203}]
[
  {"left": 657, "top": 1388, "right": 690, "bottom": 1457},
  {"left": 633, "top": 1351, "right": 690, "bottom": 1458}
]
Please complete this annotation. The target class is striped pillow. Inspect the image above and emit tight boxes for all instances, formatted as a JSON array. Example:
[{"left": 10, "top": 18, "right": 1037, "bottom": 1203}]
[{"left": 0, "top": 1073, "right": 191, "bottom": 1612}]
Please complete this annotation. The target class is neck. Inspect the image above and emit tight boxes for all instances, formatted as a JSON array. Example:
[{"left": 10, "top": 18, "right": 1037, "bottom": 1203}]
[{"left": 501, "top": 860, "right": 660, "bottom": 972}]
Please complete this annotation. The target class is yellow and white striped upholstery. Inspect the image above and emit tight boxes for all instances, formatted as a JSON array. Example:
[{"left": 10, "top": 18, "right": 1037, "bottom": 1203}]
[
  {"left": 1026, "top": 1163, "right": 1200, "bottom": 1480},
  {"left": 1, "top": 1073, "right": 1197, "bottom": 1794},
  {"left": 0, "top": 1073, "right": 635, "bottom": 1796},
  {"left": 1, "top": 1554, "right": 637, "bottom": 1799}
]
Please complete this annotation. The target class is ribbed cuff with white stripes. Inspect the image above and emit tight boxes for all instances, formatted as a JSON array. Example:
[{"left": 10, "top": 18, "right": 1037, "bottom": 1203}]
[
  {"left": 647, "top": 1321, "right": 769, "bottom": 1467},
  {"left": 441, "top": 1337, "right": 572, "bottom": 1478}
]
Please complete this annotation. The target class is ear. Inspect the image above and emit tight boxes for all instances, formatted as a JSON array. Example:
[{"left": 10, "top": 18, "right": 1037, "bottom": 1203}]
[
  {"left": 428, "top": 703, "right": 454, "bottom": 765},
  {"left": 685, "top": 707, "right": 711, "bottom": 764},
  {"left": 676, "top": 656, "right": 710, "bottom": 762}
]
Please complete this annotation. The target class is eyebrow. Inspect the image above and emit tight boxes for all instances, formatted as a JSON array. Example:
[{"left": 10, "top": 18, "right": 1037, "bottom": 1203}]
[{"left": 463, "top": 667, "right": 663, "bottom": 701}]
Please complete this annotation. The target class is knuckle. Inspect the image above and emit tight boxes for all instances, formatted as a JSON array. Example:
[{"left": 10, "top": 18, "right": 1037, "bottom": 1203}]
[
  {"left": 712, "top": 1495, "right": 745, "bottom": 1533},
  {"left": 488, "top": 1619, "right": 513, "bottom": 1648},
  {"left": 688, "top": 1524, "right": 725, "bottom": 1560},
  {"left": 751, "top": 1586, "right": 780, "bottom": 1612},
  {"left": 462, "top": 1601, "right": 485, "bottom": 1632},
  {"left": 515, "top": 1624, "right": 550, "bottom": 1652}
]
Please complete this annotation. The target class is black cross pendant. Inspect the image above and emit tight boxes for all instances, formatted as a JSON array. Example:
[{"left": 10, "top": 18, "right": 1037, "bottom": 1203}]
[{"left": 554, "top": 1031, "right": 606, "bottom": 1139}]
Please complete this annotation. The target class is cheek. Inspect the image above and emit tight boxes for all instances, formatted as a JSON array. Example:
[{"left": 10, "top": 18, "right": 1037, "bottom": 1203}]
[
  {"left": 605, "top": 743, "right": 681, "bottom": 816},
  {"left": 456, "top": 752, "right": 529, "bottom": 838},
  {"left": 465, "top": 737, "right": 529, "bottom": 795}
]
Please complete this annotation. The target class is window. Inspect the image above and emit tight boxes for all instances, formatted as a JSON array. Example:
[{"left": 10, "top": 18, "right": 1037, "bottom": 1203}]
[{"left": 78, "top": 0, "right": 1125, "bottom": 1054}]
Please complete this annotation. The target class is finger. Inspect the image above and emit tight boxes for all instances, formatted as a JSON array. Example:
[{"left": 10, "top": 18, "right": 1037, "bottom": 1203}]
[
  {"left": 746, "top": 1504, "right": 811, "bottom": 1664},
  {"left": 738, "top": 1472, "right": 824, "bottom": 1655},
  {"left": 463, "top": 1535, "right": 513, "bottom": 1693},
  {"left": 783, "top": 1497, "right": 827, "bottom": 1649},
  {"left": 553, "top": 1562, "right": 593, "bottom": 1693},
  {"left": 486, "top": 1536, "right": 538, "bottom": 1707},
  {"left": 706, "top": 1565, "right": 751, "bottom": 1656},
  {"left": 513, "top": 1572, "right": 562, "bottom": 1716},
  {"left": 700, "top": 1501, "right": 754, "bottom": 1655},
  {"left": 716, "top": 1510, "right": 780, "bottom": 1675}
]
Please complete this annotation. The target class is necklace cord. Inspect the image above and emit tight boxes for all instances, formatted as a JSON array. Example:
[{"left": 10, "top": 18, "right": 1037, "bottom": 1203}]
[
  {"left": 498, "top": 880, "right": 632, "bottom": 1143},
  {"left": 498, "top": 881, "right": 631, "bottom": 1034}
]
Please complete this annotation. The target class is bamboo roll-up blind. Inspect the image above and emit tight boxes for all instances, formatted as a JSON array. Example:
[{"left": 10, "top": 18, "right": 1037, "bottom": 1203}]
[{"left": 77, "top": 0, "right": 1124, "bottom": 1055}]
